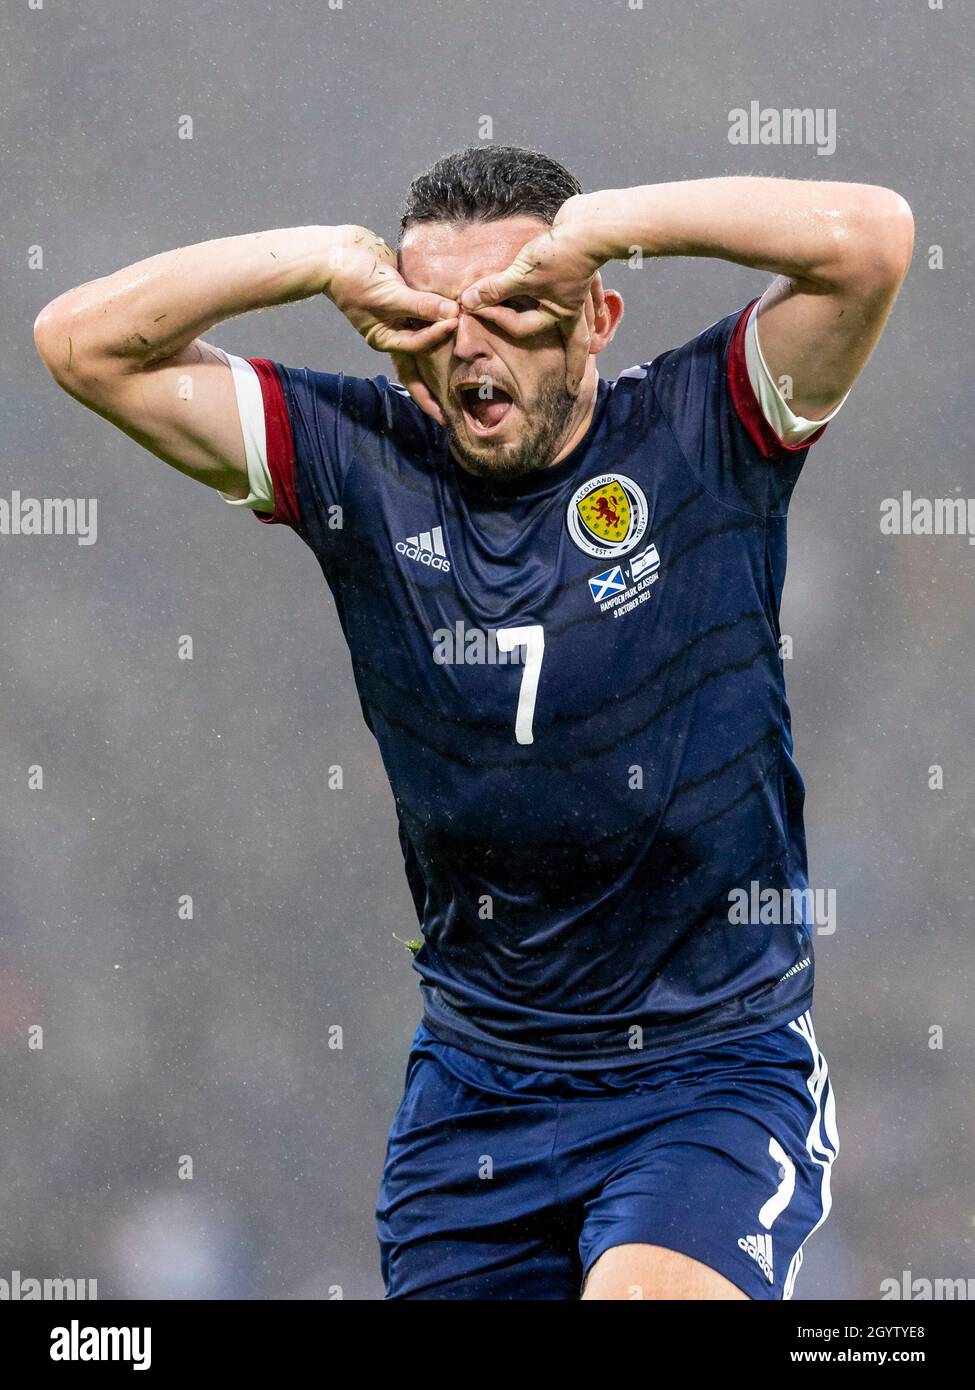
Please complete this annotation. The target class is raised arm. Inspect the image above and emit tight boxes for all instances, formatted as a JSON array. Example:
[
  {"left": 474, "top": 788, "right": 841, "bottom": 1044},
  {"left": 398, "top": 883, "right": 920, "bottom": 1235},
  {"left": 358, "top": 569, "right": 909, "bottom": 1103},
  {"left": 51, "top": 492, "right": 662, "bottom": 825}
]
[
  {"left": 33, "top": 226, "right": 459, "bottom": 498},
  {"left": 460, "top": 177, "right": 914, "bottom": 417}
]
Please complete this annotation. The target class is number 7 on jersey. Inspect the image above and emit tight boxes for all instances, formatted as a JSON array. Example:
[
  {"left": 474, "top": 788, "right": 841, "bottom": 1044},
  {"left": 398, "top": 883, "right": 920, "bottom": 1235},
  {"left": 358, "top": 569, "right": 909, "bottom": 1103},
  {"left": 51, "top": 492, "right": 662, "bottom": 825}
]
[{"left": 496, "top": 625, "right": 545, "bottom": 746}]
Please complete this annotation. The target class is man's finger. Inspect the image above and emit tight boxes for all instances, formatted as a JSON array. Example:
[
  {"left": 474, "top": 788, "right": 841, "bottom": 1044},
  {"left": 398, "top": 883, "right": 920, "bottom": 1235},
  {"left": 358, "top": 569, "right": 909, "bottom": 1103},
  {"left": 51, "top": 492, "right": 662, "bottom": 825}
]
[
  {"left": 585, "top": 290, "right": 596, "bottom": 333},
  {"left": 390, "top": 350, "right": 446, "bottom": 425},
  {"left": 375, "top": 282, "right": 459, "bottom": 325},
  {"left": 469, "top": 303, "right": 557, "bottom": 338},
  {"left": 459, "top": 264, "right": 535, "bottom": 311},
  {"left": 562, "top": 300, "right": 592, "bottom": 397},
  {"left": 369, "top": 315, "right": 457, "bottom": 355}
]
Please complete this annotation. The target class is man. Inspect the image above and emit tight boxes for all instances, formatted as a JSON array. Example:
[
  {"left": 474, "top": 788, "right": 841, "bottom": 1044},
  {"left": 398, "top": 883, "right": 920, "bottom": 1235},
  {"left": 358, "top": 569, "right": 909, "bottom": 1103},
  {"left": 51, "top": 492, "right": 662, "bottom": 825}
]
[{"left": 34, "top": 146, "right": 913, "bottom": 1300}]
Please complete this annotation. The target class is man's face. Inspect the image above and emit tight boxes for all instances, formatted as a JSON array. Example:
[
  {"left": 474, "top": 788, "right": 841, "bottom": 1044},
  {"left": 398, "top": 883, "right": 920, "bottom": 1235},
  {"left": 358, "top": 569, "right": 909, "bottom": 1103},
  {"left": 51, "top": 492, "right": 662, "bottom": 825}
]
[{"left": 398, "top": 216, "right": 579, "bottom": 480}]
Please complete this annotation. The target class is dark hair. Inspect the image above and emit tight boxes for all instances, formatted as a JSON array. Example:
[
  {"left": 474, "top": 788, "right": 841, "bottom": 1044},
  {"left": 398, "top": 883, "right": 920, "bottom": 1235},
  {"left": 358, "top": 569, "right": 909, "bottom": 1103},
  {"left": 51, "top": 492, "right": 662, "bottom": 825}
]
[{"left": 399, "top": 145, "right": 582, "bottom": 239}]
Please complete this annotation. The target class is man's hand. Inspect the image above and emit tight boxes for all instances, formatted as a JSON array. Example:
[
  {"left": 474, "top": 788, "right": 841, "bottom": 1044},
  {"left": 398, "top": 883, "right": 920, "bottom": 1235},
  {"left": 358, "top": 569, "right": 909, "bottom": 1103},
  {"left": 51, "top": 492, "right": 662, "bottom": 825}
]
[
  {"left": 456, "top": 204, "right": 606, "bottom": 396},
  {"left": 33, "top": 222, "right": 463, "bottom": 496},
  {"left": 533, "top": 180, "right": 914, "bottom": 419},
  {"left": 324, "top": 226, "right": 461, "bottom": 425},
  {"left": 324, "top": 225, "right": 459, "bottom": 357}
]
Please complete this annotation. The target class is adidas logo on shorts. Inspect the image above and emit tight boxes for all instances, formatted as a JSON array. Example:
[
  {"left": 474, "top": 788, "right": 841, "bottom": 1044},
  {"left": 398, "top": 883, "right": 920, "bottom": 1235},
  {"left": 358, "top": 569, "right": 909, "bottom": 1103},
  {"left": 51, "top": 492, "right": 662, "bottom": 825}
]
[
  {"left": 395, "top": 525, "right": 451, "bottom": 572},
  {"left": 738, "top": 1232, "right": 774, "bottom": 1283}
]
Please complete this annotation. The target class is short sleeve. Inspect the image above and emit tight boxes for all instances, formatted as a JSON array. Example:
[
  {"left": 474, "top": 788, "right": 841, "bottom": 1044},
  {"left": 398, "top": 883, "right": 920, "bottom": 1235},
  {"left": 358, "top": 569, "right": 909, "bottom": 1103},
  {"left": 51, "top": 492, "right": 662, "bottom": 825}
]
[
  {"left": 646, "top": 301, "right": 838, "bottom": 517},
  {"left": 741, "top": 300, "right": 849, "bottom": 449},
  {"left": 239, "top": 360, "right": 394, "bottom": 544}
]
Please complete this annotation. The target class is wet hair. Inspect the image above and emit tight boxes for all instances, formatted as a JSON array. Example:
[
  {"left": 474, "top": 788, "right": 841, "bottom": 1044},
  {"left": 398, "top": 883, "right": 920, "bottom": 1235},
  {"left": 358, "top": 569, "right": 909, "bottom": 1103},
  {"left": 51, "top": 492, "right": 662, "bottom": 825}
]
[{"left": 399, "top": 144, "right": 582, "bottom": 239}]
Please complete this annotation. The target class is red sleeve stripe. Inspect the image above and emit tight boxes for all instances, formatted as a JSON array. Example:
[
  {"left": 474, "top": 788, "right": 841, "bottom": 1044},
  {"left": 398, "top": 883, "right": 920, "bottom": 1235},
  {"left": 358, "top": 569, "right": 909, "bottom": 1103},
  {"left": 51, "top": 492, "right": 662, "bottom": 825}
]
[
  {"left": 726, "top": 299, "right": 827, "bottom": 459},
  {"left": 246, "top": 358, "right": 302, "bottom": 529}
]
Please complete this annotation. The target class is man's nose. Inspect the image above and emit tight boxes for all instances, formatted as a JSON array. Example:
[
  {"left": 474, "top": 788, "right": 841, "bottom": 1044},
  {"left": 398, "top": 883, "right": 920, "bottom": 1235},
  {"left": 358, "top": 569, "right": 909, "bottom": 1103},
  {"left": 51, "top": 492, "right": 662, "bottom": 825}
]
[{"left": 452, "top": 307, "right": 493, "bottom": 359}]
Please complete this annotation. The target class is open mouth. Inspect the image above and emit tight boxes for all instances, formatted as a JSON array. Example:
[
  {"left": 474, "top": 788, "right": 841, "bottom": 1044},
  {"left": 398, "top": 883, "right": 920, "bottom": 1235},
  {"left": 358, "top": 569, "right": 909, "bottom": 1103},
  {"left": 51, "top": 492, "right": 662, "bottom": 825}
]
[{"left": 456, "top": 383, "right": 514, "bottom": 437}]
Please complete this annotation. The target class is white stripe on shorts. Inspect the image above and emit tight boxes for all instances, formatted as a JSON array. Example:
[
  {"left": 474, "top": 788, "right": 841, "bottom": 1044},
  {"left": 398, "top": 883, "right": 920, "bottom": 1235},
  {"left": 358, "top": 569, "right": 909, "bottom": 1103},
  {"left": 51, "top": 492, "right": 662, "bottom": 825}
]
[{"left": 783, "top": 1011, "right": 839, "bottom": 1300}]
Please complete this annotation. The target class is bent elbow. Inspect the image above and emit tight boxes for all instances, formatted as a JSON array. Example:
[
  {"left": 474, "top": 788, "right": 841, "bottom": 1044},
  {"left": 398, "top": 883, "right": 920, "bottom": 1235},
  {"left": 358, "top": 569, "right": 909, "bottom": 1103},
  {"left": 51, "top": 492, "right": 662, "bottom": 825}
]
[
  {"left": 872, "top": 188, "right": 915, "bottom": 284},
  {"left": 847, "top": 188, "right": 915, "bottom": 293},
  {"left": 34, "top": 296, "right": 80, "bottom": 383},
  {"left": 34, "top": 292, "right": 109, "bottom": 395}
]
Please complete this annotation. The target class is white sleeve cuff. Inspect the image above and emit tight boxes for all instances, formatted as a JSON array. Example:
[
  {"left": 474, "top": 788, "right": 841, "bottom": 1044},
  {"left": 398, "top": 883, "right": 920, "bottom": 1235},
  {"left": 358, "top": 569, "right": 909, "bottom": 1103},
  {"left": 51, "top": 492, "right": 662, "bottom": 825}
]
[
  {"left": 211, "top": 347, "right": 276, "bottom": 512},
  {"left": 746, "top": 299, "right": 849, "bottom": 447}
]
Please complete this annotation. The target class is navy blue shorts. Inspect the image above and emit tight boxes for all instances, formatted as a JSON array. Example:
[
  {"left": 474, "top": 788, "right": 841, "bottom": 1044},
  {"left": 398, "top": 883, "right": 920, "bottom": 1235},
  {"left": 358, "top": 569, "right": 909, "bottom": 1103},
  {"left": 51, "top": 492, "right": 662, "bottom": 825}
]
[{"left": 377, "top": 1011, "right": 838, "bottom": 1300}]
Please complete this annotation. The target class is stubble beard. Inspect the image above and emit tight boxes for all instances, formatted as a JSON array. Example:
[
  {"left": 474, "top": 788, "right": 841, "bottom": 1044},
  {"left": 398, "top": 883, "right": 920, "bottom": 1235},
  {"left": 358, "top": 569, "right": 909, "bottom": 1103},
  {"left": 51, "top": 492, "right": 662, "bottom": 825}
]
[{"left": 442, "top": 374, "right": 578, "bottom": 481}]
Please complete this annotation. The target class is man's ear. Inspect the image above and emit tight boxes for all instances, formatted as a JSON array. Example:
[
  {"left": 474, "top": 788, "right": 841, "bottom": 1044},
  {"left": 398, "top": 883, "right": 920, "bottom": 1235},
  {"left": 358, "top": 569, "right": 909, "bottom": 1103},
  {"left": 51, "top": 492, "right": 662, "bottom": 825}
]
[{"left": 590, "top": 288, "right": 624, "bottom": 354}]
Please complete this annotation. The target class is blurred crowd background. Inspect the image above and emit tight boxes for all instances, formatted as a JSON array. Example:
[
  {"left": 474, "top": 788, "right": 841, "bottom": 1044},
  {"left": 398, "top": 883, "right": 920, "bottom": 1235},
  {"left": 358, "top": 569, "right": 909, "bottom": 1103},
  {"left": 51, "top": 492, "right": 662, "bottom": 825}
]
[{"left": 2, "top": 0, "right": 972, "bottom": 1299}]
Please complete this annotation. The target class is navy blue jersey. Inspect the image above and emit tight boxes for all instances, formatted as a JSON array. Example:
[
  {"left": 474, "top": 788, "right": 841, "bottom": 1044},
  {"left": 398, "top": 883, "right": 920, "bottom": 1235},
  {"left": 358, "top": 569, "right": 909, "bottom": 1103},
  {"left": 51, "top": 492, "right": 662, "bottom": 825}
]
[{"left": 246, "top": 301, "right": 829, "bottom": 1069}]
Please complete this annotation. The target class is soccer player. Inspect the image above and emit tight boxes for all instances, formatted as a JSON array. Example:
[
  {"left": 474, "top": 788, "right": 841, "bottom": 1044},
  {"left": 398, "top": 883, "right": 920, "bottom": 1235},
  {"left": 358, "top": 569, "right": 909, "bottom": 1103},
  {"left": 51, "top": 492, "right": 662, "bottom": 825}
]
[{"left": 34, "top": 147, "right": 913, "bottom": 1300}]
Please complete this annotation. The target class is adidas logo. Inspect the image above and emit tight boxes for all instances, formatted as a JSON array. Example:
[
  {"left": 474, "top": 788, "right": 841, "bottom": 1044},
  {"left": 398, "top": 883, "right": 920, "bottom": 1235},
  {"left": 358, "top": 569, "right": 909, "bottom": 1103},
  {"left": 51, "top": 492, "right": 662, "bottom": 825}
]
[
  {"left": 738, "top": 1233, "right": 774, "bottom": 1283},
  {"left": 395, "top": 525, "right": 451, "bottom": 572}
]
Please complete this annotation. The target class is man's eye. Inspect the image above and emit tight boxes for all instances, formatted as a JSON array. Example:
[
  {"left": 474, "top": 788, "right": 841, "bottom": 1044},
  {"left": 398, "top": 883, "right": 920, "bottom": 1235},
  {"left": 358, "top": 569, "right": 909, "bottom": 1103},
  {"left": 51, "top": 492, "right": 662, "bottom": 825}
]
[
  {"left": 500, "top": 296, "right": 539, "bottom": 313},
  {"left": 401, "top": 317, "right": 426, "bottom": 332}
]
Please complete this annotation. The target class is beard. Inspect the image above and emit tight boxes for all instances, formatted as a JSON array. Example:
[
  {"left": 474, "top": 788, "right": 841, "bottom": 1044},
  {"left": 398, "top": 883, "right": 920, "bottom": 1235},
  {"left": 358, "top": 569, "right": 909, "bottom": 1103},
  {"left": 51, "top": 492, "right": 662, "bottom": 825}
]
[{"left": 440, "top": 372, "right": 578, "bottom": 481}]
